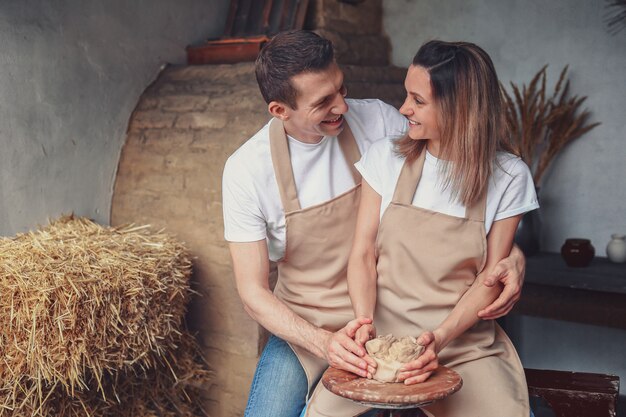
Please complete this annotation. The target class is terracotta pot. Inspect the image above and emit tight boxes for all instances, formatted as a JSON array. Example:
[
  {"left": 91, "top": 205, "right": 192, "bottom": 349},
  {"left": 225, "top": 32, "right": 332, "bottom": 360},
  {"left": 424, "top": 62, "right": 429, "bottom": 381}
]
[{"left": 561, "top": 238, "right": 595, "bottom": 267}]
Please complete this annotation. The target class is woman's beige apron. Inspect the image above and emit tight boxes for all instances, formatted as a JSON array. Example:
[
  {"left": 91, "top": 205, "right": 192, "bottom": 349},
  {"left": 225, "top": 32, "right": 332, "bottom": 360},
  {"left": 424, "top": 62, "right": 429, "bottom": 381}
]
[
  {"left": 306, "top": 149, "right": 529, "bottom": 417},
  {"left": 269, "top": 118, "right": 361, "bottom": 397}
]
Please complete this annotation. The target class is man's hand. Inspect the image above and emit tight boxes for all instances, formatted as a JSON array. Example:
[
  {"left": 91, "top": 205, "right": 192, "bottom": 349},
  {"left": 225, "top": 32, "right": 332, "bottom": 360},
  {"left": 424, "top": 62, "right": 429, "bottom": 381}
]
[
  {"left": 323, "top": 317, "right": 376, "bottom": 378},
  {"left": 397, "top": 331, "right": 439, "bottom": 385},
  {"left": 478, "top": 244, "right": 526, "bottom": 319}
]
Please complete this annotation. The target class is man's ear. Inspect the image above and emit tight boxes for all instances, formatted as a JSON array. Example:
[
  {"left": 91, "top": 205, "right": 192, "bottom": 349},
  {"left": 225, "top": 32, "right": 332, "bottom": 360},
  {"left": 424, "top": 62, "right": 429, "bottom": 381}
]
[{"left": 268, "top": 101, "right": 290, "bottom": 121}]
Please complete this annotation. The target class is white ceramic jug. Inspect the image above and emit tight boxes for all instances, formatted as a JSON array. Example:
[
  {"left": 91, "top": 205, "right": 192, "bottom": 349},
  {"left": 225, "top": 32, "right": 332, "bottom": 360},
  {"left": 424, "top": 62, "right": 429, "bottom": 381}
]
[{"left": 606, "top": 234, "right": 626, "bottom": 263}]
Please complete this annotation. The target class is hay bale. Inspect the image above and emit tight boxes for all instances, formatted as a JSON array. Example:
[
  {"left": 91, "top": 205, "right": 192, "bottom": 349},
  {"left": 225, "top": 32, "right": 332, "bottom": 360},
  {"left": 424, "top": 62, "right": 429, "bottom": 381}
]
[
  {"left": 0, "top": 215, "right": 193, "bottom": 397},
  {"left": 1, "top": 330, "right": 211, "bottom": 417}
]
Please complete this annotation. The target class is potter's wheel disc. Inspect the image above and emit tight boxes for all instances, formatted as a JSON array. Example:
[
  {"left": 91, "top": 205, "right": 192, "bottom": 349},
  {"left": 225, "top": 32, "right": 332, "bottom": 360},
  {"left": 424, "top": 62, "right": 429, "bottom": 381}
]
[{"left": 321, "top": 365, "right": 462, "bottom": 409}]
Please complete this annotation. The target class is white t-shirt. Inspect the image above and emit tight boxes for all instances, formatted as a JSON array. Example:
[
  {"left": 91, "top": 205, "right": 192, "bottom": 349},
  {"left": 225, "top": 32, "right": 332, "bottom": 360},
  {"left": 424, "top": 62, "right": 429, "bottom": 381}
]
[
  {"left": 355, "top": 137, "right": 539, "bottom": 234},
  {"left": 222, "top": 98, "right": 408, "bottom": 261}
]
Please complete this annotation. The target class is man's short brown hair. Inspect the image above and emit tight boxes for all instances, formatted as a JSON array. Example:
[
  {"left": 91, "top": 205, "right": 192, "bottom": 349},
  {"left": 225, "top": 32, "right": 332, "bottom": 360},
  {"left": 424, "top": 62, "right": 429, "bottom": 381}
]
[{"left": 255, "top": 30, "right": 334, "bottom": 109}]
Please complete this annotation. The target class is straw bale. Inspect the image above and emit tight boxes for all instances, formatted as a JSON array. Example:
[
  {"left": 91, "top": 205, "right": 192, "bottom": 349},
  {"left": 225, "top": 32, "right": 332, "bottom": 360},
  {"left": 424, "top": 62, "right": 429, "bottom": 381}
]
[
  {"left": 0, "top": 330, "right": 211, "bottom": 417},
  {"left": 0, "top": 215, "right": 193, "bottom": 397}
]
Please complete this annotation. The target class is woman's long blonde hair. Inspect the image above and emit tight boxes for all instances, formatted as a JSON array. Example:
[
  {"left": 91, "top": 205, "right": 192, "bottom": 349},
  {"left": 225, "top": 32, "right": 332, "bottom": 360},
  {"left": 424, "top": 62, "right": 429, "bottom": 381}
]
[{"left": 396, "top": 40, "right": 513, "bottom": 207}]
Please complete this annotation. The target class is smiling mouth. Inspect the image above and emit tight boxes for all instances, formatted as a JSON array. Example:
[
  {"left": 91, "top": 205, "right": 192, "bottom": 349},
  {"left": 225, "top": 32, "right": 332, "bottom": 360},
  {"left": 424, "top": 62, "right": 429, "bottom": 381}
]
[
  {"left": 408, "top": 119, "right": 421, "bottom": 126},
  {"left": 321, "top": 115, "right": 343, "bottom": 125}
]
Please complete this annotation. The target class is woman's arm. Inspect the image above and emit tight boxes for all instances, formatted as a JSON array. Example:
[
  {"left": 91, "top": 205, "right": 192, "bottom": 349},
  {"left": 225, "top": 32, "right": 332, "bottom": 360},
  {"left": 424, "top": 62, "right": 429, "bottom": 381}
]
[
  {"left": 399, "top": 214, "right": 523, "bottom": 384},
  {"left": 347, "top": 180, "right": 382, "bottom": 348}
]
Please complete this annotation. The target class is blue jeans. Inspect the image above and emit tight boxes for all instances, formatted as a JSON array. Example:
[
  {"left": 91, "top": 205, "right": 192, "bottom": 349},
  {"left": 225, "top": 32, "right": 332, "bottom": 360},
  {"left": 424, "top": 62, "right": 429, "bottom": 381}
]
[{"left": 245, "top": 335, "right": 308, "bottom": 417}]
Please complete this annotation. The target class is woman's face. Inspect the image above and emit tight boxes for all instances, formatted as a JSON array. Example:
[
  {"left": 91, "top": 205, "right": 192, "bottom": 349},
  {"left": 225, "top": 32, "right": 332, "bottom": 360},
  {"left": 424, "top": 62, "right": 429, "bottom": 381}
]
[{"left": 399, "top": 65, "right": 440, "bottom": 141}]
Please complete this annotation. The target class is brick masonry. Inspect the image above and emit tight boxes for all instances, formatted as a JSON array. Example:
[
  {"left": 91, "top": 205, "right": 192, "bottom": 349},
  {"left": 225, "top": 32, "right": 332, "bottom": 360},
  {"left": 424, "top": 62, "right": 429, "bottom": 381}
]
[{"left": 113, "top": 63, "right": 266, "bottom": 417}]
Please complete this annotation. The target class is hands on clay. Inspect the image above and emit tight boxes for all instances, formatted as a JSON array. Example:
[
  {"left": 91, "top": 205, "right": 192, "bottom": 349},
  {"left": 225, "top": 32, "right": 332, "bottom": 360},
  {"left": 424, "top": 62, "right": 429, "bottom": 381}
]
[
  {"left": 396, "top": 331, "right": 439, "bottom": 385},
  {"left": 478, "top": 244, "right": 526, "bottom": 319},
  {"left": 365, "top": 335, "right": 425, "bottom": 383},
  {"left": 323, "top": 317, "right": 377, "bottom": 378},
  {"left": 354, "top": 322, "right": 377, "bottom": 346}
]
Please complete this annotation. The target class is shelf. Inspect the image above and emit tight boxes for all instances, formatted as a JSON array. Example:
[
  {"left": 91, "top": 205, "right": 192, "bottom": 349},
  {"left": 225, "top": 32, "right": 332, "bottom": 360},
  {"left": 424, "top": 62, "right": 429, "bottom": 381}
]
[{"left": 513, "top": 252, "right": 626, "bottom": 329}]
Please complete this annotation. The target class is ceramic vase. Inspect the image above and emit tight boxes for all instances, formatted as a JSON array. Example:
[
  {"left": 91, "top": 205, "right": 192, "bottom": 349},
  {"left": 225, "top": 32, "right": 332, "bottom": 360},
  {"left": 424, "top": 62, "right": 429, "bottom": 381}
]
[
  {"left": 561, "top": 238, "right": 595, "bottom": 267},
  {"left": 606, "top": 234, "right": 626, "bottom": 263}
]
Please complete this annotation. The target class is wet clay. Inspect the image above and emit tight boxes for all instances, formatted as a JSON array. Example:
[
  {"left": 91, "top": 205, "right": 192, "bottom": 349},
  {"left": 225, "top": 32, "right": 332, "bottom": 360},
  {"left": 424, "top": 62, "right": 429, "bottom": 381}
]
[{"left": 365, "top": 335, "right": 424, "bottom": 383}]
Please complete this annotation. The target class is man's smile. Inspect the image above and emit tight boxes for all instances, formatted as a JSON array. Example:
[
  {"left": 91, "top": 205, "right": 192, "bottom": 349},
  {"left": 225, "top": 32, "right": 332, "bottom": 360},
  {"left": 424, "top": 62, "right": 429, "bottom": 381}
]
[{"left": 321, "top": 114, "right": 343, "bottom": 126}]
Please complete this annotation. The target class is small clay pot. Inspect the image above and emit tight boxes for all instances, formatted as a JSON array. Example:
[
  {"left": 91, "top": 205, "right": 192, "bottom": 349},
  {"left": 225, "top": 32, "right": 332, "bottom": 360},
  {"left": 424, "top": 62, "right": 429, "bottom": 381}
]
[
  {"left": 561, "top": 238, "right": 595, "bottom": 267},
  {"left": 606, "top": 234, "right": 626, "bottom": 263}
]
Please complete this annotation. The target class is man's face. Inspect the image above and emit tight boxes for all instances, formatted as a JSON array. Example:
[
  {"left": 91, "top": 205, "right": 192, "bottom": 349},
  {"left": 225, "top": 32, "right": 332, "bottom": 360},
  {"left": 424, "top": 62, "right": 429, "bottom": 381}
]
[{"left": 282, "top": 63, "right": 348, "bottom": 143}]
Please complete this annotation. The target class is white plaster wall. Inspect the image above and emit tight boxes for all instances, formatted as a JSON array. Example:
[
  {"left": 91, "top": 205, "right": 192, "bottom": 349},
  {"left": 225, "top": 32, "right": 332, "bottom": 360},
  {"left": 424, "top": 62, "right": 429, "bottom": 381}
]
[
  {"left": 0, "top": 0, "right": 229, "bottom": 236},
  {"left": 383, "top": 0, "right": 626, "bottom": 254}
]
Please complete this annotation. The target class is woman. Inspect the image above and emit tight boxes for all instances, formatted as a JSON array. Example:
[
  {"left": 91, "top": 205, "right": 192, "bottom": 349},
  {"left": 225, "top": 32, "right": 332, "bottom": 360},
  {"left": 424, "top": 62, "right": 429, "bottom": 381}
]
[{"left": 304, "top": 40, "right": 538, "bottom": 417}]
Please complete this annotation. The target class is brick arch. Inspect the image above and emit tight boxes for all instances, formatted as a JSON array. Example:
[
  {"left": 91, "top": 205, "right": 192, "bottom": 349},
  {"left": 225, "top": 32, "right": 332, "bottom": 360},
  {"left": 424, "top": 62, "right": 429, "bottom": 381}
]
[{"left": 111, "top": 63, "right": 268, "bottom": 417}]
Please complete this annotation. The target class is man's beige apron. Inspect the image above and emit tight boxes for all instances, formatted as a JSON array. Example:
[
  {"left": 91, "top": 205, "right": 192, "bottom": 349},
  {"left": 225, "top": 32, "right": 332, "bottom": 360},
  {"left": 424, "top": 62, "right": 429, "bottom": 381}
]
[
  {"left": 269, "top": 118, "right": 361, "bottom": 397},
  {"left": 306, "top": 149, "right": 529, "bottom": 417}
]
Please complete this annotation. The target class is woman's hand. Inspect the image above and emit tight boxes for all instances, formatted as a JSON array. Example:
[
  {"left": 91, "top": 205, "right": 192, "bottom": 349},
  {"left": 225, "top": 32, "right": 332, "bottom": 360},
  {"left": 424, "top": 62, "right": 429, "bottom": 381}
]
[
  {"left": 397, "top": 331, "right": 439, "bottom": 385},
  {"left": 354, "top": 323, "right": 377, "bottom": 346},
  {"left": 354, "top": 323, "right": 377, "bottom": 377}
]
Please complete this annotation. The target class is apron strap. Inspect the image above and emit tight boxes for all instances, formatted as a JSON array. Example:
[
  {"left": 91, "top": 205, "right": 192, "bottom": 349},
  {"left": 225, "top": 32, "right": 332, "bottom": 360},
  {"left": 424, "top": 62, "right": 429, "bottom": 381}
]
[
  {"left": 391, "top": 145, "right": 426, "bottom": 205},
  {"left": 466, "top": 189, "right": 487, "bottom": 222},
  {"left": 270, "top": 118, "right": 301, "bottom": 213},
  {"left": 337, "top": 122, "right": 362, "bottom": 184},
  {"left": 392, "top": 143, "right": 487, "bottom": 222},
  {"left": 269, "top": 118, "right": 362, "bottom": 214}
]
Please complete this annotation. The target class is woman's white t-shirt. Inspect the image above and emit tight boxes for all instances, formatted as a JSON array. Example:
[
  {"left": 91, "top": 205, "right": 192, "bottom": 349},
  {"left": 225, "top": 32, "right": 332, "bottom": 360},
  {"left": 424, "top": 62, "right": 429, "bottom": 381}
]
[{"left": 355, "top": 137, "right": 539, "bottom": 234}]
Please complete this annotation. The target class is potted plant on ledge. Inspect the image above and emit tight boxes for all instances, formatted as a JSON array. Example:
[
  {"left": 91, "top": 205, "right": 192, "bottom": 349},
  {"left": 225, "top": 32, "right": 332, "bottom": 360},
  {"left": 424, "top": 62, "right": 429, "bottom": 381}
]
[{"left": 502, "top": 65, "right": 600, "bottom": 256}]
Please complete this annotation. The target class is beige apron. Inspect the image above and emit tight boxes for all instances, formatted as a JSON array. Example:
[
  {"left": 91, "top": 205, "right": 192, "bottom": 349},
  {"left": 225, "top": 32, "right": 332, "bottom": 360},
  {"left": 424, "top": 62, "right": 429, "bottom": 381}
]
[
  {"left": 269, "top": 118, "right": 361, "bottom": 396},
  {"left": 306, "top": 149, "right": 529, "bottom": 417}
]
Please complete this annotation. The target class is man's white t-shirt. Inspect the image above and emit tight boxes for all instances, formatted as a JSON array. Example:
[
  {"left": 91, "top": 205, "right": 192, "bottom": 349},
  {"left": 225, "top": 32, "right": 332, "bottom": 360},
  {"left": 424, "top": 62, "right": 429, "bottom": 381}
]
[
  {"left": 222, "top": 99, "right": 408, "bottom": 261},
  {"left": 355, "top": 137, "right": 539, "bottom": 234}
]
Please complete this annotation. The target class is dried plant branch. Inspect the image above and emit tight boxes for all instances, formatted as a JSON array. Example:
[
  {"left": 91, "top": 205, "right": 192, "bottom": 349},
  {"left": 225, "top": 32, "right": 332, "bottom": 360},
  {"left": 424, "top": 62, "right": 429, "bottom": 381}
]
[
  {"left": 605, "top": 0, "right": 626, "bottom": 34},
  {"left": 501, "top": 66, "right": 600, "bottom": 186}
]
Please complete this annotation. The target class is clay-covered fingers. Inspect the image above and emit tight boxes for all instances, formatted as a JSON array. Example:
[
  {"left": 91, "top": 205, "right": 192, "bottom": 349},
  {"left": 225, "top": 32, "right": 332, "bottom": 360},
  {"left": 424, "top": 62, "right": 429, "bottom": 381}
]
[
  {"left": 416, "top": 331, "right": 435, "bottom": 347},
  {"left": 397, "top": 349, "right": 439, "bottom": 385},
  {"left": 326, "top": 333, "right": 371, "bottom": 378},
  {"left": 354, "top": 323, "right": 376, "bottom": 346},
  {"left": 402, "top": 366, "right": 437, "bottom": 385},
  {"left": 343, "top": 317, "right": 373, "bottom": 338},
  {"left": 353, "top": 324, "right": 377, "bottom": 373}
]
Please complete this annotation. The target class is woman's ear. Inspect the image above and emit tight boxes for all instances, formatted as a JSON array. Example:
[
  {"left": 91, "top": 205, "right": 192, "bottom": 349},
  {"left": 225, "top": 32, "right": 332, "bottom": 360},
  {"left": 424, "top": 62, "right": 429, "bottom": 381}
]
[{"left": 268, "top": 101, "right": 289, "bottom": 121}]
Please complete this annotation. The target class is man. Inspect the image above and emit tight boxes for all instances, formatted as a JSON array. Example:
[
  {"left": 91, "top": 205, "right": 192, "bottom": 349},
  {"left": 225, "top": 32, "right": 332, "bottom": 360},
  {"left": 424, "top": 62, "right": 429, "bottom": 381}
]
[{"left": 222, "top": 30, "right": 526, "bottom": 417}]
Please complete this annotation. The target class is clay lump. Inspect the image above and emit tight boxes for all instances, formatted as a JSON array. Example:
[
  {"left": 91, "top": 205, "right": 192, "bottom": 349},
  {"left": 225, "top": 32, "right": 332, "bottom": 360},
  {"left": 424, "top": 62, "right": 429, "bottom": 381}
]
[{"left": 365, "top": 334, "right": 425, "bottom": 383}]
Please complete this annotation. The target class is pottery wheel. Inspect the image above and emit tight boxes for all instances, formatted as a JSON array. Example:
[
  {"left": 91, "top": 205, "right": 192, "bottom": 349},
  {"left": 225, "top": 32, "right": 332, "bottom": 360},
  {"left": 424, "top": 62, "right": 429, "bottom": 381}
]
[{"left": 321, "top": 366, "right": 462, "bottom": 409}]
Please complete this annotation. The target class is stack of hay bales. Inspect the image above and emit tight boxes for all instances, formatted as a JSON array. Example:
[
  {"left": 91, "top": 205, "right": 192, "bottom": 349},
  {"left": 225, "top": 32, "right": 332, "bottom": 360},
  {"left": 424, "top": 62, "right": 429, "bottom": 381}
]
[{"left": 0, "top": 216, "right": 210, "bottom": 416}]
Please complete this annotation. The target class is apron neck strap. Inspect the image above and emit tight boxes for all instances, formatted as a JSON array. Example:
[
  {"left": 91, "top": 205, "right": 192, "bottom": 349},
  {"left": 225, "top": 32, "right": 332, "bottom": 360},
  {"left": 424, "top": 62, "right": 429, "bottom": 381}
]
[
  {"left": 466, "top": 190, "right": 487, "bottom": 222},
  {"left": 337, "top": 122, "right": 362, "bottom": 184},
  {"left": 269, "top": 118, "right": 361, "bottom": 214},
  {"left": 392, "top": 145, "right": 488, "bottom": 222},
  {"left": 270, "top": 118, "right": 301, "bottom": 213},
  {"left": 392, "top": 147, "right": 426, "bottom": 205}
]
